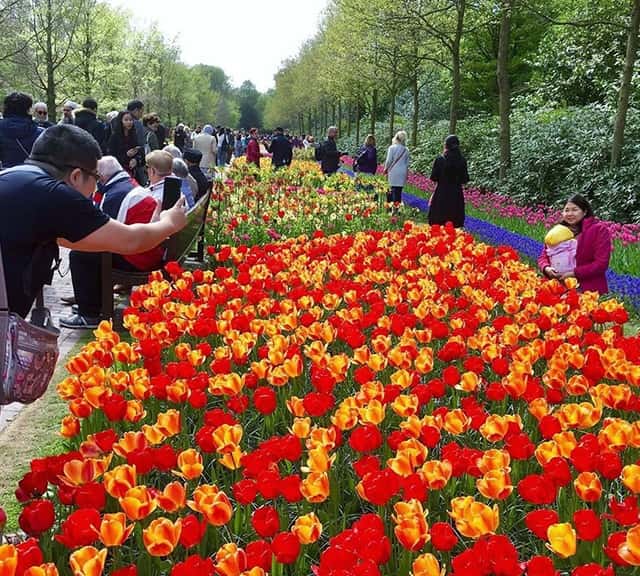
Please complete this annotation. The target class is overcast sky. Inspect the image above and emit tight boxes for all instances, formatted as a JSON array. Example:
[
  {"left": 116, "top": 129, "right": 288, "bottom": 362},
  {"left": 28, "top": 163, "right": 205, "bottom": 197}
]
[{"left": 106, "top": 0, "right": 328, "bottom": 93}]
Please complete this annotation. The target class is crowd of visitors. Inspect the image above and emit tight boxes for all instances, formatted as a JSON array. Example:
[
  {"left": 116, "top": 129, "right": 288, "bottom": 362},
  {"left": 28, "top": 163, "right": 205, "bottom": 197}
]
[{"left": 0, "top": 88, "right": 613, "bottom": 341}]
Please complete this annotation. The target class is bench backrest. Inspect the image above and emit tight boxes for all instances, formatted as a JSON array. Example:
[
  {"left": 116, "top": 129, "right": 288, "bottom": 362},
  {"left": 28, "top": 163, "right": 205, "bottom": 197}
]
[{"left": 165, "top": 190, "right": 211, "bottom": 263}]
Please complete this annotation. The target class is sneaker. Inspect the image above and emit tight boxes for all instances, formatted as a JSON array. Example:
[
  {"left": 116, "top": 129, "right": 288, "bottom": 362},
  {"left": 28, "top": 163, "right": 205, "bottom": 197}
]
[{"left": 59, "top": 313, "right": 101, "bottom": 329}]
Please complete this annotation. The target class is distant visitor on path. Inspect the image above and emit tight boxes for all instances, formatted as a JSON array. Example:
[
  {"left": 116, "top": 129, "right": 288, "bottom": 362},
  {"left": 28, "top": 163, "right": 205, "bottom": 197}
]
[
  {"left": 538, "top": 194, "right": 611, "bottom": 294},
  {"left": 246, "top": 128, "right": 261, "bottom": 168},
  {"left": 427, "top": 134, "right": 469, "bottom": 228},
  {"left": 316, "top": 126, "right": 344, "bottom": 175},
  {"left": 0, "top": 92, "right": 43, "bottom": 169},
  {"left": 383, "top": 130, "right": 409, "bottom": 203},
  {"left": 354, "top": 134, "right": 377, "bottom": 175}
]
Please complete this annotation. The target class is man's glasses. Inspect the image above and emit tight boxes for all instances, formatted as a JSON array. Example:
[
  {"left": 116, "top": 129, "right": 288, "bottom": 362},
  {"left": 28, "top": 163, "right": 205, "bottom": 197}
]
[
  {"left": 35, "top": 110, "right": 47, "bottom": 116},
  {"left": 63, "top": 108, "right": 72, "bottom": 113}
]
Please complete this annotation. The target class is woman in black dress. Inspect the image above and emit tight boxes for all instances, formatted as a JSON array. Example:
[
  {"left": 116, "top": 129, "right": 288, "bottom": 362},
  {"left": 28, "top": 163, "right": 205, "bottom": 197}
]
[{"left": 427, "top": 135, "right": 469, "bottom": 228}]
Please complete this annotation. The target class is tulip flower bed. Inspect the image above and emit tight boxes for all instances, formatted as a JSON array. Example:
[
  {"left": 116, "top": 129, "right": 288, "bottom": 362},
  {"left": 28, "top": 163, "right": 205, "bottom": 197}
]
[
  {"left": 3, "top": 221, "right": 640, "bottom": 576},
  {"left": 206, "top": 159, "right": 414, "bottom": 250}
]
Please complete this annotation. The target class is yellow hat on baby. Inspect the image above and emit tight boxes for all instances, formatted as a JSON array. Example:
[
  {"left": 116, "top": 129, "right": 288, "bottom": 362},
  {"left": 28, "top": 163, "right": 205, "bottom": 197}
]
[{"left": 545, "top": 224, "right": 574, "bottom": 246}]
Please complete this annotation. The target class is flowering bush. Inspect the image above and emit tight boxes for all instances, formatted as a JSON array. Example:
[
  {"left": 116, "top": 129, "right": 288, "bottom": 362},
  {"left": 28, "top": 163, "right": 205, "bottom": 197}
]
[{"left": 4, "top": 220, "right": 640, "bottom": 575}]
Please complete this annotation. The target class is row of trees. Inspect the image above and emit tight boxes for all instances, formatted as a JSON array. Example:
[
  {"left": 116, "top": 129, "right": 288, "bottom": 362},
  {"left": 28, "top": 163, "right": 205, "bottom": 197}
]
[
  {"left": 263, "top": 0, "right": 640, "bottom": 173},
  {"left": 0, "top": 0, "right": 266, "bottom": 128}
]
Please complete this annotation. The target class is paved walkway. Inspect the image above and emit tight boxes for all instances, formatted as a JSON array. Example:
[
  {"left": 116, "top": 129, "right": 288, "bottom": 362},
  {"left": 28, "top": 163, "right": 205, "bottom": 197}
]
[{"left": 0, "top": 249, "right": 86, "bottom": 433}]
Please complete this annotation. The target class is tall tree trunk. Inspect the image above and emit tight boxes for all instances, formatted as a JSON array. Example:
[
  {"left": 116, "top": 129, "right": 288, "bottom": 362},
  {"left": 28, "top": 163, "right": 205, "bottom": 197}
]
[
  {"left": 337, "top": 99, "right": 342, "bottom": 135},
  {"left": 323, "top": 102, "right": 329, "bottom": 135},
  {"left": 347, "top": 101, "right": 352, "bottom": 136},
  {"left": 412, "top": 71, "right": 419, "bottom": 148},
  {"left": 449, "top": 0, "right": 465, "bottom": 134},
  {"left": 331, "top": 103, "right": 336, "bottom": 127},
  {"left": 45, "top": 0, "right": 56, "bottom": 122},
  {"left": 356, "top": 99, "right": 361, "bottom": 144},
  {"left": 612, "top": 0, "right": 640, "bottom": 167},
  {"left": 497, "top": 0, "right": 513, "bottom": 181},
  {"left": 389, "top": 93, "right": 396, "bottom": 143},
  {"left": 370, "top": 88, "right": 378, "bottom": 136}
]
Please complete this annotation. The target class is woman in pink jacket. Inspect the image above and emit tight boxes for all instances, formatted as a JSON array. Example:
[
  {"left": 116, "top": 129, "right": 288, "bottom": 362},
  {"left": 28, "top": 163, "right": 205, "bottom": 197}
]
[{"left": 538, "top": 194, "right": 612, "bottom": 294}]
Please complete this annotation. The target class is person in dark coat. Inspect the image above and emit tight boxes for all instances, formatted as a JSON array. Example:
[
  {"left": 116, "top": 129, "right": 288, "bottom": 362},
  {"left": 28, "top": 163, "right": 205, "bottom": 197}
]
[
  {"left": 173, "top": 123, "right": 187, "bottom": 151},
  {"left": 0, "top": 92, "right": 43, "bottom": 169},
  {"left": 317, "top": 126, "right": 344, "bottom": 175},
  {"left": 107, "top": 110, "right": 143, "bottom": 181},
  {"left": 267, "top": 127, "right": 293, "bottom": 169},
  {"left": 354, "top": 134, "right": 377, "bottom": 174},
  {"left": 183, "top": 148, "right": 209, "bottom": 200},
  {"left": 95, "top": 156, "right": 137, "bottom": 218},
  {"left": 33, "top": 102, "right": 53, "bottom": 129},
  {"left": 427, "top": 134, "right": 469, "bottom": 228},
  {"left": 73, "top": 98, "right": 107, "bottom": 152}
]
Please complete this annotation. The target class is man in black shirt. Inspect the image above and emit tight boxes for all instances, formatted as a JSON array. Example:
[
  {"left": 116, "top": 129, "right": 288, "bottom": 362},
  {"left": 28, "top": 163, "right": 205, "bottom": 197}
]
[
  {"left": 0, "top": 124, "right": 187, "bottom": 323},
  {"left": 267, "top": 127, "right": 293, "bottom": 170}
]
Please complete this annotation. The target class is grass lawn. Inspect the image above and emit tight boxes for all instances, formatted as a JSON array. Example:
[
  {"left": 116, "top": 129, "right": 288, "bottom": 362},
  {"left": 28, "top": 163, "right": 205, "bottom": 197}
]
[{"left": 0, "top": 334, "right": 92, "bottom": 533}]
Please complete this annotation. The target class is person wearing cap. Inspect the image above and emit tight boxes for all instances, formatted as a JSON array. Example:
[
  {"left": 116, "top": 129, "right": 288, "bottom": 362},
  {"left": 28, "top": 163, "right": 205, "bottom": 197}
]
[
  {"left": 0, "top": 124, "right": 187, "bottom": 327},
  {"left": 183, "top": 148, "right": 209, "bottom": 200},
  {"left": 246, "top": 128, "right": 261, "bottom": 168},
  {"left": 59, "top": 100, "right": 79, "bottom": 125},
  {"left": 266, "top": 127, "right": 293, "bottom": 170},
  {"left": 0, "top": 92, "right": 44, "bottom": 169}
]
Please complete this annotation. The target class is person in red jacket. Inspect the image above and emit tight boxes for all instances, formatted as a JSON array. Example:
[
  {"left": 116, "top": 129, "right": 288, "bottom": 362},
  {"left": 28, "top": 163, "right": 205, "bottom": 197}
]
[
  {"left": 538, "top": 194, "right": 612, "bottom": 294},
  {"left": 245, "top": 128, "right": 261, "bottom": 168}
]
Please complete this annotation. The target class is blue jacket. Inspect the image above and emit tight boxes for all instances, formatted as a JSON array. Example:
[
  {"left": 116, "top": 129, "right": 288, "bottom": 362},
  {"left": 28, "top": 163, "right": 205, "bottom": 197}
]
[
  {"left": 0, "top": 116, "right": 43, "bottom": 168},
  {"left": 99, "top": 172, "right": 136, "bottom": 218}
]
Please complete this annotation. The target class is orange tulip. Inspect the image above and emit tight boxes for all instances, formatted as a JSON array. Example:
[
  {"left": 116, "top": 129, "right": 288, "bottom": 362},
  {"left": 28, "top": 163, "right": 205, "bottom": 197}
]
[
  {"left": 61, "top": 456, "right": 111, "bottom": 486},
  {"left": 393, "top": 499, "right": 430, "bottom": 551},
  {"left": 68, "top": 547, "right": 107, "bottom": 576},
  {"left": 112, "top": 432, "right": 147, "bottom": 458},
  {"left": 187, "top": 484, "right": 233, "bottom": 526},
  {"left": 155, "top": 409, "right": 181, "bottom": 437},
  {"left": 98, "top": 513, "right": 134, "bottom": 547},
  {"left": 552, "top": 431, "right": 578, "bottom": 458},
  {"left": 421, "top": 460, "right": 453, "bottom": 490},
  {"left": 141, "top": 425, "right": 165, "bottom": 445},
  {"left": 391, "top": 394, "right": 419, "bottom": 418},
  {"left": 479, "top": 415, "right": 510, "bottom": 442},
  {"left": 156, "top": 481, "right": 187, "bottom": 512},
  {"left": 300, "top": 472, "right": 330, "bottom": 503},
  {"left": 23, "top": 564, "right": 59, "bottom": 576},
  {"left": 175, "top": 449, "right": 204, "bottom": 480},
  {"left": 621, "top": 464, "right": 640, "bottom": 493},
  {"left": 476, "top": 469, "right": 513, "bottom": 500},
  {"left": 60, "top": 416, "right": 80, "bottom": 438},
  {"left": 215, "top": 543, "right": 247, "bottom": 576},
  {"left": 290, "top": 417, "right": 312, "bottom": 438},
  {"left": 143, "top": 517, "right": 182, "bottom": 557},
  {"left": 534, "top": 441, "right": 561, "bottom": 466},
  {"left": 0, "top": 545, "right": 18, "bottom": 576},
  {"left": 125, "top": 399, "right": 146, "bottom": 423},
  {"left": 359, "top": 400, "right": 385, "bottom": 425},
  {"left": 546, "top": 523, "right": 576, "bottom": 558},
  {"left": 574, "top": 471, "right": 602, "bottom": 502},
  {"left": 449, "top": 497, "right": 499, "bottom": 539},
  {"left": 292, "top": 512, "right": 322, "bottom": 544},
  {"left": 212, "top": 424, "right": 244, "bottom": 453},
  {"left": 103, "top": 465, "right": 137, "bottom": 499},
  {"left": 119, "top": 485, "right": 157, "bottom": 520},
  {"left": 476, "top": 449, "right": 510, "bottom": 474},
  {"left": 305, "top": 446, "right": 335, "bottom": 473},
  {"left": 219, "top": 446, "right": 245, "bottom": 470},
  {"left": 618, "top": 525, "right": 640, "bottom": 566},
  {"left": 414, "top": 348, "right": 434, "bottom": 374},
  {"left": 412, "top": 553, "right": 442, "bottom": 576},
  {"left": 443, "top": 409, "right": 470, "bottom": 435}
]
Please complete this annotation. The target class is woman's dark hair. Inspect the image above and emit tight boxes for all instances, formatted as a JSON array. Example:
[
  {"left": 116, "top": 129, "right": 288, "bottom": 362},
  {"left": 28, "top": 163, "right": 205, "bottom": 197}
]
[
  {"left": 566, "top": 194, "right": 594, "bottom": 218},
  {"left": 114, "top": 110, "right": 134, "bottom": 138},
  {"left": 444, "top": 134, "right": 460, "bottom": 151},
  {"left": 3, "top": 92, "right": 33, "bottom": 117}
]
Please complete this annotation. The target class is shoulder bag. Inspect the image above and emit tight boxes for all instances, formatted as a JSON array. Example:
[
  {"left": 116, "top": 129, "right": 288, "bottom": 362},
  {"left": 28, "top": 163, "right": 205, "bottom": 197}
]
[{"left": 0, "top": 244, "right": 59, "bottom": 405}]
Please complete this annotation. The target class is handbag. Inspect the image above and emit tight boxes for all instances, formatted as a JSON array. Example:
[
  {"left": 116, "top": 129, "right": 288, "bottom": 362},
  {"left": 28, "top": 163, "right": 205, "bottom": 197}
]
[{"left": 0, "top": 244, "right": 59, "bottom": 405}]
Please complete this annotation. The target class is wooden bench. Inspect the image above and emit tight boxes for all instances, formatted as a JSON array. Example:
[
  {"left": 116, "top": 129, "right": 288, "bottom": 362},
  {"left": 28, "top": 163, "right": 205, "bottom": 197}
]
[{"left": 100, "top": 189, "right": 211, "bottom": 320}]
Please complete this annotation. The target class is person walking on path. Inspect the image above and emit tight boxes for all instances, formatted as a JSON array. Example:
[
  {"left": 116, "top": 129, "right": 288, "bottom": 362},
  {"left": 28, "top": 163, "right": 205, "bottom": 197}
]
[
  {"left": 538, "top": 194, "right": 611, "bottom": 294},
  {"left": 427, "top": 134, "right": 469, "bottom": 228},
  {"left": 192, "top": 124, "right": 217, "bottom": 176},
  {"left": 317, "top": 126, "right": 343, "bottom": 175},
  {"left": 246, "top": 128, "right": 261, "bottom": 168},
  {"left": 267, "top": 127, "right": 293, "bottom": 169},
  {"left": 383, "top": 130, "right": 410, "bottom": 203}
]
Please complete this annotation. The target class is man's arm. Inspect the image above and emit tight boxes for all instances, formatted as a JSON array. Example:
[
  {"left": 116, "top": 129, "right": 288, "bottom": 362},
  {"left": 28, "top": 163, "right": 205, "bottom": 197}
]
[{"left": 59, "top": 198, "right": 187, "bottom": 254}]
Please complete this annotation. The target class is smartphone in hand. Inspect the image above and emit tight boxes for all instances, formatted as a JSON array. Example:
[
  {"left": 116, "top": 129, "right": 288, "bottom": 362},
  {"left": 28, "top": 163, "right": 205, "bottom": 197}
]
[{"left": 162, "top": 176, "right": 182, "bottom": 211}]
